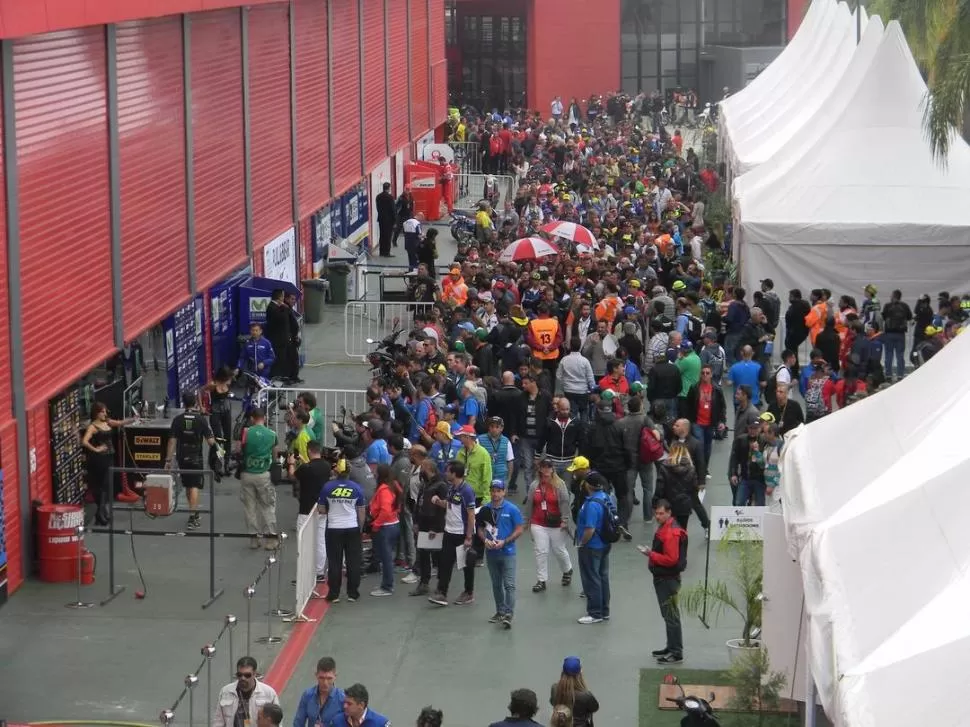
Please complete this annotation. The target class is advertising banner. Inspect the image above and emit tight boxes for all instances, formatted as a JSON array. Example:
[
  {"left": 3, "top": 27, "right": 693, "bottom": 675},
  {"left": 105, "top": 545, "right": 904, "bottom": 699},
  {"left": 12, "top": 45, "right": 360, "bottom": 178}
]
[
  {"left": 262, "top": 227, "right": 298, "bottom": 287},
  {"left": 341, "top": 181, "right": 370, "bottom": 252},
  {"left": 163, "top": 296, "right": 206, "bottom": 401},
  {"left": 311, "top": 204, "right": 334, "bottom": 276}
]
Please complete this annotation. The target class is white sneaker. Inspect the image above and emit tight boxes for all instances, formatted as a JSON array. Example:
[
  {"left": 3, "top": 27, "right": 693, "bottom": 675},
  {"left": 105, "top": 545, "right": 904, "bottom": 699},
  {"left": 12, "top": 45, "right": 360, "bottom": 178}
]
[
  {"left": 401, "top": 572, "right": 420, "bottom": 584},
  {"left": 577, "top": 615, "right": 603, "bottom": 625},
  {"left": 370, "top": 588, "right": 393, "bottom": 597}
]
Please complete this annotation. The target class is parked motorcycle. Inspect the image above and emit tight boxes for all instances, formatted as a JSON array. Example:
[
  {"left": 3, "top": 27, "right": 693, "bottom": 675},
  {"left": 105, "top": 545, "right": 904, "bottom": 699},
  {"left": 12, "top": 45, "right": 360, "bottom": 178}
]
[
  {"left": 450, "top": 209, "right": 477, "bottom": 244},
  {"left": 663, "top": 675, "right": 720, "bottom": 726}
]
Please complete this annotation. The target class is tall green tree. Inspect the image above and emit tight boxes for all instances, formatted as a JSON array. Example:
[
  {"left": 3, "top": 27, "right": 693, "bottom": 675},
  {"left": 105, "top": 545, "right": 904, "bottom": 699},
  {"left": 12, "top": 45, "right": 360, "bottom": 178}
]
[{"left": 875, "top": 0, "right": 970, "bottom": 161}]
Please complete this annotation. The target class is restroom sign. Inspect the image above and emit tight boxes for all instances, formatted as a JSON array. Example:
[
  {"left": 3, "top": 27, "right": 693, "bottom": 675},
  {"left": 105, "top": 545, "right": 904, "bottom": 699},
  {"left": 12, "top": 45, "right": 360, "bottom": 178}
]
[{"left": 710, "top": 506, "right": 767, "bottom": 541}]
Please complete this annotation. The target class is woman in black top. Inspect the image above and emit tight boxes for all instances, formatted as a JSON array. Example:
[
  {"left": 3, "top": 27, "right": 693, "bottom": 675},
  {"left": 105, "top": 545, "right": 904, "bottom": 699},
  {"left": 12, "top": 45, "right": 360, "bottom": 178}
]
[
  {"left": 550, "top": 656, "right": 599, "bottom": 727},
  {"left": 203, "top": 366, "right": 234, "bottom": 478},
  {"left": 81, "top": 402, "right": 135, "bottom": 525}
]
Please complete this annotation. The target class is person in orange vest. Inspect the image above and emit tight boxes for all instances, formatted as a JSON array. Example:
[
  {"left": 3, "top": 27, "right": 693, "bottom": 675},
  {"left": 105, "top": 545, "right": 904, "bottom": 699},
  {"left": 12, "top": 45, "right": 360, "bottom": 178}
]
[
  {"left": 804, "top": 288, "right": 828, "bottom": 346},
  {"left": 594, "top": 283, "right": 622, "bottom": 330},
  {"left": 526, "top": 302, "right": 564, "bottom": 375},
  {"left": 441, "top": 263, "right": 469, "bottom": 307}
]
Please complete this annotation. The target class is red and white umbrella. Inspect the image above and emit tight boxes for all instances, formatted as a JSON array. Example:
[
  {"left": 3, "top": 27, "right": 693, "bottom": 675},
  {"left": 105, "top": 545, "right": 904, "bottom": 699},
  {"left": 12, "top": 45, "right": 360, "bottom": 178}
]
[
  {"left": 540, "top": 221, "right": 597, "bottom": 247},
  {"left": 498, "top": 236, "right": 558, "bottom": 262}
]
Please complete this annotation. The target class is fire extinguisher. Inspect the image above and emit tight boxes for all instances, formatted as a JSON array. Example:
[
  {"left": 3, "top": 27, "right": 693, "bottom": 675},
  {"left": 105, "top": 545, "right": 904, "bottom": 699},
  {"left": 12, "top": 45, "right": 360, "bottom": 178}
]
[{"left": 80, "top": 549, "right": 96, "bottom": 585}]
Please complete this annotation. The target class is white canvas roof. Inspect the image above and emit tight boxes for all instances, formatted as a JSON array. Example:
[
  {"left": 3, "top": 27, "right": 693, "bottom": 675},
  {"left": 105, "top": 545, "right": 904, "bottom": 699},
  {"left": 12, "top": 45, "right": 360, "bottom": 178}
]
[
  {"left": 781, "top": 331, "right": 970, "bottom": 726},
  {"left": 734, "top": 21, "right": 970, "bottom": 298}
]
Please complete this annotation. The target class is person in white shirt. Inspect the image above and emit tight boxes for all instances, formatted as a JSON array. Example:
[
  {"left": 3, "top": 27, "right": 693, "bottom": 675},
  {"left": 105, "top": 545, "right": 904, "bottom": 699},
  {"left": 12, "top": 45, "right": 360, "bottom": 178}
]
[
  {"left": 551, "top": 96, "right": 563, "bottom": 120},
  {"left": 212, "top": 657, "right": 279, "bottom": 727},
  {"left": 688, "top": 226, "right": 705, "bottom": 263},
  {"left": 556, "top": 337, "right": 596, "bottom": 423}
]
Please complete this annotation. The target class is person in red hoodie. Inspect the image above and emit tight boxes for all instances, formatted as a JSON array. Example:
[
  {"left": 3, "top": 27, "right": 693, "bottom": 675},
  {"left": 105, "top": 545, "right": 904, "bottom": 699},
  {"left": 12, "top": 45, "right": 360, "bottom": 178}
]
[
  {"left": 641, "top": 499, "right": 688, "bottom": 664},
  {"left": 598, "top": 359, "right": 631, "bottom": 398},
  {"left": 368, "top": 464, "right": 403, "bottom": 597}
]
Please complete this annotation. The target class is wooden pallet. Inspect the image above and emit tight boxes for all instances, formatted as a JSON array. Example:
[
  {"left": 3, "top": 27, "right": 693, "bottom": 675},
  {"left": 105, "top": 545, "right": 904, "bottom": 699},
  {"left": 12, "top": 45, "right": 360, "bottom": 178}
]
[{"left": 658, "top": 684, "right": 799, "bottom": 714}]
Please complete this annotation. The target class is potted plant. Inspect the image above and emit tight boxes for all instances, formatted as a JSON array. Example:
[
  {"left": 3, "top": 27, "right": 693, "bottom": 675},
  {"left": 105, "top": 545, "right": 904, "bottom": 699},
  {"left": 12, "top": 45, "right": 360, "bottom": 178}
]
[
  {"left": 725, "top": 647, "right": 788, "bottom": 726},
  {"left": 678, "top": 527, "right": 763, "bottom": 660}
]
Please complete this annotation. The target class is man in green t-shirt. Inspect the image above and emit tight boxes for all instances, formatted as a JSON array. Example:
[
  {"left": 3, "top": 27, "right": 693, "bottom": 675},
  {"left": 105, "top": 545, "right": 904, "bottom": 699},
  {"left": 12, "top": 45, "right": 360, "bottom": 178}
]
[
  {"left": 297, "top": 392, "right": 324, "bottom": 444},
  {"left": 241, "top": 408, "right": 280, "bottom": 550},
  {"left": 456, "top": 425, "right": 492, "bottom": 504}
]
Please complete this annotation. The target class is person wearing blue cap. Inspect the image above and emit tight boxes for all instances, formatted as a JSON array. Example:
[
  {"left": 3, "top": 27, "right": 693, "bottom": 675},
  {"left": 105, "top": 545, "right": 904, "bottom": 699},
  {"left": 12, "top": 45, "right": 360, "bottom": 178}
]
[
  {"left": 551, "top": 657, "right": 600, "bottom": 726},
  {"left": 476, "top": 479, "right": 524, "bottom": 628}
]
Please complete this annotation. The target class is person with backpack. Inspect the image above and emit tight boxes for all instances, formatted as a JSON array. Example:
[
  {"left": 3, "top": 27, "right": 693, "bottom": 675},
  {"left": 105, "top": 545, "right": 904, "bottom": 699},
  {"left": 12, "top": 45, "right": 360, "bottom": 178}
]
[
  {"left": 880, "top": 289, "right": 913, "bottom": 382},
  {"left": 574, "top": 474, "right": 618, "bottom": 624},
  {"left": 799, "top": 350, "right": 836, "bottom": 424},
  {"left": 641, "top": 498, "right": 688, "bottom": 664}
]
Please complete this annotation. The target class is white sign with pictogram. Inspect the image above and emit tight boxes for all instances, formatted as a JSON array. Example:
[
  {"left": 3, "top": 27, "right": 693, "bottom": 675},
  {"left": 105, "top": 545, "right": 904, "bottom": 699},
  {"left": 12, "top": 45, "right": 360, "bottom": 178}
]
[{"left": 710, "top": 506, "right": 768, "bottom": 541}]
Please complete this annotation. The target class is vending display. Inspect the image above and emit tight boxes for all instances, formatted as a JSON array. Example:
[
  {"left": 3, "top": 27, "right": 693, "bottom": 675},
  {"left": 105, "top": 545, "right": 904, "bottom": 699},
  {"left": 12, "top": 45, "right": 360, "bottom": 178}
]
[
  {"left": 163, "top": 297, "right": 206, "bottom": 402},
  {"left": 50, "top": 387, "right": 86, "bottom": 505}
]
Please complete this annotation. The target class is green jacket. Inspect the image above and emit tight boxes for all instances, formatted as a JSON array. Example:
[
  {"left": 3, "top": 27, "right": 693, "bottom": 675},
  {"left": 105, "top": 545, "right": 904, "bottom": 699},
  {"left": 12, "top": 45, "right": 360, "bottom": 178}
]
[
  {"left": 457, "top": 442, "right": 493, "bottom": 501},
  {"left": 676, "top": 351, "right": 701, "bottom": 398},
  {"left": 243, "top": 424, "right": 277, "bottom": 474}
]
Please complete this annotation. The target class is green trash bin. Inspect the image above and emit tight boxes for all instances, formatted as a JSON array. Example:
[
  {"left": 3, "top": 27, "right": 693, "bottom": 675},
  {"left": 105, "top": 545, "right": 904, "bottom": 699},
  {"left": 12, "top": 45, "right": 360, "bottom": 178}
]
[
  {"left": 326, "top": 265, "right": 351, "bottom": 305},
  {"left": 301, "top": 278, "right": 329, "bottom": 324}
]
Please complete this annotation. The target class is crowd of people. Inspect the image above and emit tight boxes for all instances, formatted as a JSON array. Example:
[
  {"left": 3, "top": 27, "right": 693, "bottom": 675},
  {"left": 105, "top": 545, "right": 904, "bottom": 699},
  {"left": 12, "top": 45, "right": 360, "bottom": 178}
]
[
  {"left": 154, "top": 90, "right": 970, "bottom": 727},
  {"left": 210, "top": 654, "right": 598, "bottom": 727}
]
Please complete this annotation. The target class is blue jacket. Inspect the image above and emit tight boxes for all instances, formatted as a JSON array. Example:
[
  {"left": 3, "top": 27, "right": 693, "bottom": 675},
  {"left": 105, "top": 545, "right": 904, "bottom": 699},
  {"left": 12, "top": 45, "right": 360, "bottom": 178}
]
[
  {"left": 237, "top": 335, "right": 276, "bottom": 373},
  {"left": 328, "top": 708, "right": 390, "bottom": 727},
  {"left": 294, "top": 685, "right": 345, "bottom": 727}
]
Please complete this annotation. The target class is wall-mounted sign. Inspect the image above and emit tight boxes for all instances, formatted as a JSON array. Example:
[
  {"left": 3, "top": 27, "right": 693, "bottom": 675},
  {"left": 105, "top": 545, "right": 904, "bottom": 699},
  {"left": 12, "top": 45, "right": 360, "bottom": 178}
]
[{"left": 262, "top": 227, "right": 298, "bottom": 287}]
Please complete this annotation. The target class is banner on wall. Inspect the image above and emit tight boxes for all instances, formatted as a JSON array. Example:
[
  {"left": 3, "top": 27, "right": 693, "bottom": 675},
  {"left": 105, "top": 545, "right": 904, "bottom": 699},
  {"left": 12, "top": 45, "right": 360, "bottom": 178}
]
[
  {"left": 311, "top": 204, "right": 334, "bottom": 275},
  {"left": 415, "top": 131, "right": 435, "bottom": 159},
  {"left": 262, "top": 227, "right": 298, "bottom": 287},
  {"left": 341, "top": 181, "right": 370, "bottom": 252}
]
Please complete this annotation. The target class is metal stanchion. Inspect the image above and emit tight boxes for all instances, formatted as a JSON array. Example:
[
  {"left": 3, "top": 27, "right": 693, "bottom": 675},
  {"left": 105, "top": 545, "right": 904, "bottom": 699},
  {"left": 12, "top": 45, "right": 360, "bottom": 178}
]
[
  {"left": 202, "top": 643, "right": 216, "bottom": 727},
  {"left": 226, "top": 614, "right": 238, "bottom": 680},
  {"left": 245, "top": 585, "right": 256, "bottom": 656},
  {"left": 256, "top": 556, "right": 282, "bottom": 645},
  {"left": 159, "top": 709, "right": 175, "bottom": 727},
  {"left": 65, "top": 525, "right": 94, "bottom": 610},
  {"left": 268, "top": 533, "right": 293, "bottom": 618},
  {"left": 185, "top": 674, "right": 199, "bottom": 727}
]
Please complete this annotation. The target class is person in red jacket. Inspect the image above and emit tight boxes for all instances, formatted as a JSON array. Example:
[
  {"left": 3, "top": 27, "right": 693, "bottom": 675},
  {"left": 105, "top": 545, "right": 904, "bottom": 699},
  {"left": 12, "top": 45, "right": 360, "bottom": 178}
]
[
  {"left": 642, "top": 499, "right": 687, "bottom": 664},
  {"left": 368, "top": 464, "right": 403, "bottom": 597}
]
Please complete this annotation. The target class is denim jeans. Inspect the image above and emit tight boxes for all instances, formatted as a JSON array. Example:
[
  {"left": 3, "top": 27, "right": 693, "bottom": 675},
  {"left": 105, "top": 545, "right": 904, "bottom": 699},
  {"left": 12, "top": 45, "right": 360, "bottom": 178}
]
[
  {"left": 692, "top": 423, "right": 715, "bottom": 470},
  {"left": 373, "top": 522, "right": 401, "bottom": 591},
  {"left": 882, "top": 331, "right": 906, "bottom": 379},
  {"left": 629, "top": 464, "right": 656, "bottom": 518},
  {"left": 735, "top": 479, "right": 766, "bottom": 506},
  {"left": 486, "top": 553, "right": 517, "bottom": 616},
  {"left": 578, "top": 546, "right": 611, "bottom": 619},
  {"left": 654, "top": 577, "right": 683, "bottom": 657},
  {"left": 396, "top": 506, "right": 416, "bottom": 567},
  {"left": 725, "top": 332, "right": 742, "bottom": 366},
  {"left": 515, "top": 437, "right": 538, "bottom": 494},
  {"left": 565, "top": 391, "right": 591, "bottom": 425}
]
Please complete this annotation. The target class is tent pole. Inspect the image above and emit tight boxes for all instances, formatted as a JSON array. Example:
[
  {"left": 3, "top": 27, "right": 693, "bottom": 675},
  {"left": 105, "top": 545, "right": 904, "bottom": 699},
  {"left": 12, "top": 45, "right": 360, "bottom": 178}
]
[
  {"left": 856, "top": 1, "right": 862, "bottom": 44},
  {"left": 804, "top": 629, "right": 817, "bottom": 727}
]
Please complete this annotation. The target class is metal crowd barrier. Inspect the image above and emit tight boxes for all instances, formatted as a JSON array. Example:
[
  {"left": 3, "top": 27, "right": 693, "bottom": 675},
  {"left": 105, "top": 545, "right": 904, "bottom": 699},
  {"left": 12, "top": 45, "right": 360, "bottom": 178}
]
[
  {"left": 257, "top": 387, "right": 369, "bottom": 448},
  {"left": 454, "top": 172, "right": 516, "bottom": 212},
  {"left": 286, "top": 511, "right": 325, "bottom": 623},
  {"left": 343, "top": 300, "right": 434, "bottom": 359},
  {"left": 449, "top": 140, "right": 481, "bottom": 174}
]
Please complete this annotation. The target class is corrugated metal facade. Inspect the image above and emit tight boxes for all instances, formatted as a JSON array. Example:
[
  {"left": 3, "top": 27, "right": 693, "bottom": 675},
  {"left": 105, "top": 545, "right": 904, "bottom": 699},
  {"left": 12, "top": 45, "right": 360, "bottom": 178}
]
[
  {"left": 13, "top": 29, "right": 115, "bottom": 407},
  {"left": 429, "top": 0, "right": 447, "bottom": 127},
  {"left": 191, "top": 9, "right": 247, "bottom": 290},
  {"left": 293, "top": 0, "right": 329, "bottom": 219},
  {"left": 387, "top": 0, "right": 410, "bottom": 151},
  {"left": 409, "top": 0, "right": 430, "bottom": 136},
  {"left": 117, "top": 18, "right": 190, "bottom": 339},
  {"left": 0, "top": 72, "right": 9, "bottom": 419},
  {"left": 1, "top": 423, "right": 22, "bottom": 591},
  {"left": 362, "top": 0, "right": 388, "bottom": 170},
  {"left": 247, "top": 3, "right": 293, "bottom": 248},
  {"left": 330, "top": 0, "right": 362, "bottom": 195}
]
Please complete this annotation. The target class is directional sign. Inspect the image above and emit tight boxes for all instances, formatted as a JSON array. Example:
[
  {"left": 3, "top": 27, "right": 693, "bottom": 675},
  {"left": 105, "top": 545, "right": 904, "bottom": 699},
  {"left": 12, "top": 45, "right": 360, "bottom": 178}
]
[{"left": 710, "top": 506, "right": 768, "bottom": 541}]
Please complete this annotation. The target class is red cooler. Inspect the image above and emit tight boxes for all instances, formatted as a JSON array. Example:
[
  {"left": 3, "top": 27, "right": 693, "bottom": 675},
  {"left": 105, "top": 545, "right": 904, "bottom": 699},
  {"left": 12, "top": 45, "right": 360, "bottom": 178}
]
[{"left": 37, "top": 504, "right": 87, "bottom": 583}]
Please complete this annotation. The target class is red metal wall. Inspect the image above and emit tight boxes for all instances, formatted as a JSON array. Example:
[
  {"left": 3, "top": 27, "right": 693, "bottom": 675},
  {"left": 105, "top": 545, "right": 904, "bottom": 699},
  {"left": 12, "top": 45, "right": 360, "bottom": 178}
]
[
  {"left": 117, "top": 17, "right": 190, "bottom": 339},
  {"left": 788, "top": 0, "right": 807, "bottom": 40},
  {"left": 1, "top": 422, "right": 22, "bottom": 592},
  {"left": 330, "top": 0, "right": 362, "bottom": 195},
  {"left": 429, "top": 0, "right": 446, "bottom": 128},
  {"left": 528, "top": 0, "right": 620, "bottom": 111},
  {"left": 14, "top": 29, "right": 115, "bottom": 407},
  {"left": 191, "top": 9, "right": 247, "bottom": 290},
  {"left": 362, "top": 0, "right": 388, "bottom": 171},
  {"left": 409, "top": 0, "right": 430, "bottom": 136},
  {"left": 0, "top": 68, "right": 9, "bottom": 420},
  {"left": 387, "top": 0, "right": 410, "bottom": 152},
  {"left": 247, "top": 3, "right": 293, "bottom": 249},
  {"left": 293, "top": 0, "right": 330, "bottom": 219}
]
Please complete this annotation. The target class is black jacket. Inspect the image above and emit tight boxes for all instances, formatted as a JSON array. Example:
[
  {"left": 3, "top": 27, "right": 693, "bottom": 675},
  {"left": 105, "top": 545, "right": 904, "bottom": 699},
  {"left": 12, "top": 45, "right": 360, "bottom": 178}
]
[
  {"left": 520, "top": 391, "right": 551, "bottom": 441},
  {"left": 539, "top": 415, "right": 584, "bottom": 459},
  {"left": 784, "top": 299, "right": 811, "bottom": 343},
  {"left": 767, "top": 398, "right": 805, "bottom": 435},
  {"left": 647, "top": 361, "right": 682, "bottom": 401},
  {"left": 728, "top": 433, "right": 762, "bottom": 481},
  {"left": 668, "top": 434, "right": 706, "bottom": 482},
  {"left": 583, "top": 408, "right": 627, "bottom": 473},
  {"left": 816, "top": 328, "right": 841, "bottom": 372},
  {"left": 549, "top": 686, "right": 599, "bottom": 727},
  {"left": 488, "top": 385, "right": 525, "bottom": 439},
  {"left": 685, "top": 383, "right": 727, "bottom": 429},
  {"left": 654, "top": 461, "right": 696, "bottom": 516},
  {"left": 376, "top": 190, "right": 396, "bottom": 225},
  {"left": 415, "top": 475, "right": 448, "bottom": 532}
]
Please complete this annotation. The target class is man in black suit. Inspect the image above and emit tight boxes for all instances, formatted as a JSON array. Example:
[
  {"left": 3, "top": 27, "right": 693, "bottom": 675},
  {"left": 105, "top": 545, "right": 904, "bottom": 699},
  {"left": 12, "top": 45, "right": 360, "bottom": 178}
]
[{"left": 376, "top": 182, "right": 396, "bottom": 258}]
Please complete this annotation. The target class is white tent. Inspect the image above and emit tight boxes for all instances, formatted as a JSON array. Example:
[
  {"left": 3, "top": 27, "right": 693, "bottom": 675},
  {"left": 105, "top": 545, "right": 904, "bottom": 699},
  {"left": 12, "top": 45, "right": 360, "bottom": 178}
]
[
  {"left": 781, "top": 331, "right": 970, "bottom": 726},
  {"left": 728, "top": 5, "right": 866, "bottom": 175},
  {"left": 733, "top": 21, "right": 970, "bottom": 300}
]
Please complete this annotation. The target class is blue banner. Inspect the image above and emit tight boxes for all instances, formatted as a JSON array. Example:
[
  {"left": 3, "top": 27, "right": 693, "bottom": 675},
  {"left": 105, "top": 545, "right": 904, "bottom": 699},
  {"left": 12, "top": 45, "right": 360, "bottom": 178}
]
[{"left": 341, "top": 181, "right": 370, "bottom": 252}]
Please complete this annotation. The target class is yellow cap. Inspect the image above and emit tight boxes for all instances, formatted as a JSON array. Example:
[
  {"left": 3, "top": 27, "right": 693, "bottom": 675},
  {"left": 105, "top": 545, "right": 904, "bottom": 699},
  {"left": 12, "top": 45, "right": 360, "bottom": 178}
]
[
  {"left": 566, "top": 455, "right": 591, "bottom": 472},
  {"left": 435, "top": 421, "right": 453, "bottom": 438}
]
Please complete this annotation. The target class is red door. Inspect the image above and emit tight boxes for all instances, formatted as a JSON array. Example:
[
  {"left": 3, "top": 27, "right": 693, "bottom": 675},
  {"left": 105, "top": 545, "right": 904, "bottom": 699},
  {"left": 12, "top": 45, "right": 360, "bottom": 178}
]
[
  {"left": 294, "top": 0, "right": 330, "bottom": 219},
  {"left": 363, "top": 0, "right": 388, "bottom": 171},
  {"left": 117, "top": 18, "right": 190, "bottom": 339},
  {"left": 191, "top": 9, "right": 248, "bottom": 290},
  {"left": 248, "top": 3, "right": 294, "bottom": 251},
  {"left": 14, "top": 29, "right": 115, "bottom": 407},
  {"left": 330, "top": 0, "right": 363, "bottom": 195}
]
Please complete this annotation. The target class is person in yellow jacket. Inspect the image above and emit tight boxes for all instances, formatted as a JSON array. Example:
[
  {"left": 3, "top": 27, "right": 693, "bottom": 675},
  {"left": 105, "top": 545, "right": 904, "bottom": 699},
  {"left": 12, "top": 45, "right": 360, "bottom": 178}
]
[{"left": 456, "top": 425, "right": 492, "bottom": 504}]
